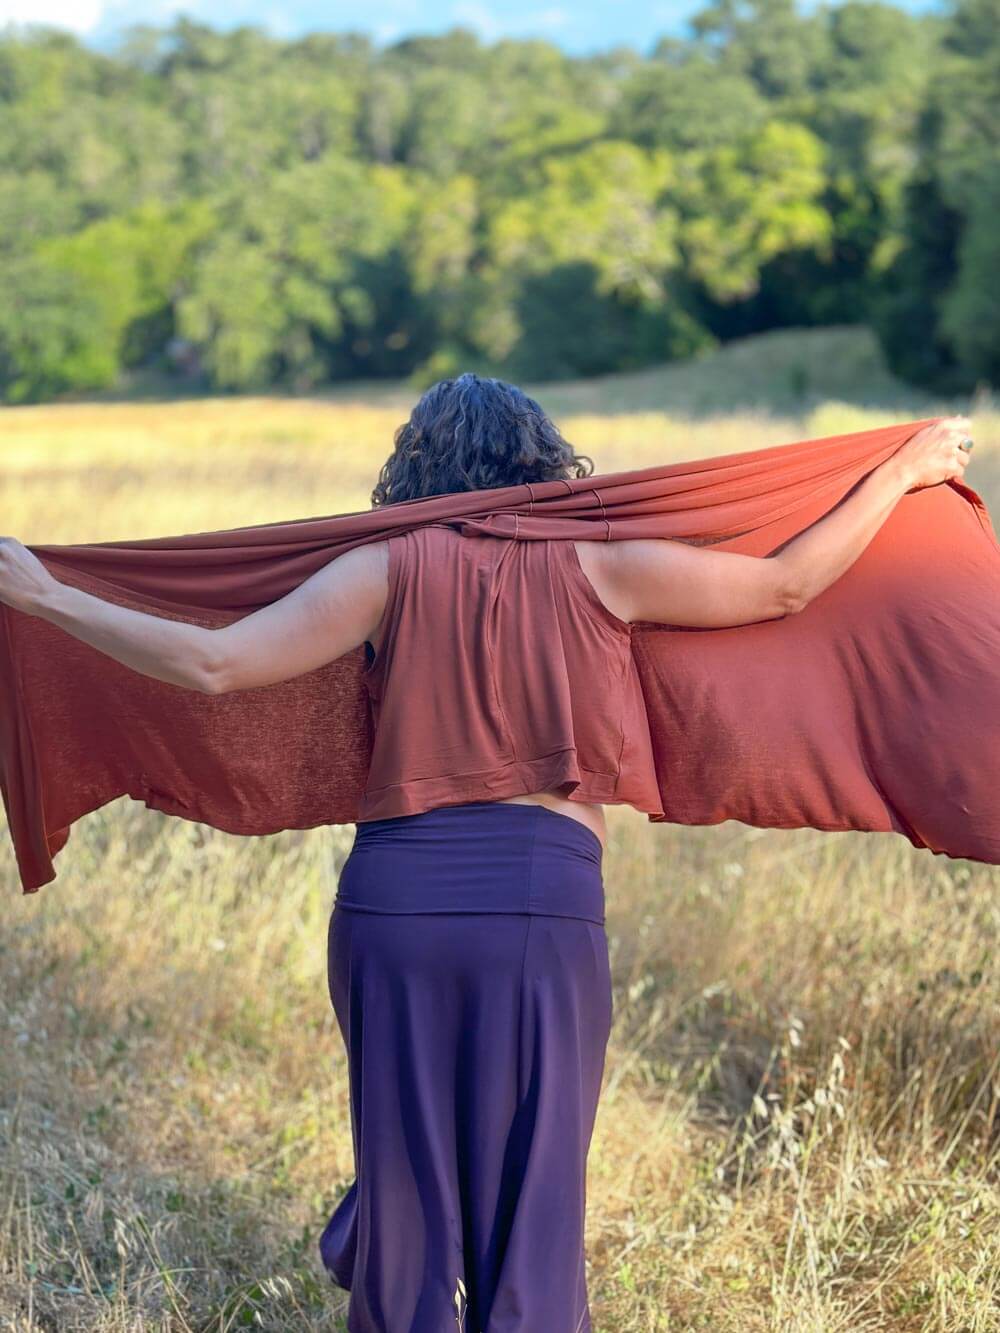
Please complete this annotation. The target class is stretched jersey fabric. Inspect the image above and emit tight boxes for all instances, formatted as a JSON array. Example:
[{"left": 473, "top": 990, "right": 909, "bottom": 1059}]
[
  {"left": 357, "top": 524, "right": 663, "bottom": 821},
  {"left": 2, "top": 416, "right": 999, "bottom": 894}
]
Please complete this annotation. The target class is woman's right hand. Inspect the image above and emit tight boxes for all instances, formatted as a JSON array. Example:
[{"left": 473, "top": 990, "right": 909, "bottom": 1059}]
[{"left": 891, "top": 415, "right": 974, "bottom": 491}]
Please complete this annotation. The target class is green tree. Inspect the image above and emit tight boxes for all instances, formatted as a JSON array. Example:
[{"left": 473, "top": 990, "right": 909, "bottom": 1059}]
[
  {"left": 674, "top": 121, "right": 831, "bottom": 303},
  {"left": 176, "top": 158, "right": 424, "bottom": 389},
  {"left": 873, "top": 0, "right": 1000, "bottom": 389},
  {"left": 0, "top": 200, "right": 212, "bottom": 401}
]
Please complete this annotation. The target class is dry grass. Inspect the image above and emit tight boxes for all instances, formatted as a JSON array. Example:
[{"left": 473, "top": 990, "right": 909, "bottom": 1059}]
[{"left": 2, "top": 326, "right": 1000, "bottom": 1331}]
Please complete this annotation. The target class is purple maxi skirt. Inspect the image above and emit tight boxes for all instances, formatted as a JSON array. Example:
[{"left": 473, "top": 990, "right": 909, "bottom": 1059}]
[{"left": 318, "top": 799, "right": 614, "bottom": 1333}]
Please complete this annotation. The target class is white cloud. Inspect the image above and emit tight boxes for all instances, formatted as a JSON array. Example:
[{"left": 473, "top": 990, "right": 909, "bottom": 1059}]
[
  {"left": 535, "top": 7, "right": 570, "bottom": 30},
  {"left": 0, "top": 0, "right": 105, "bottom": 31},
  {"left": 0, "top": 0, "right": 618, "bottom": 50},
  {"left": 649, "top": 0, "right": 692, "bottom": 20},
  {"left": 451, "top": 0, "right": 574, "bottom": 41},
  {"left": 372, "top": 19, "right": 403, "bottom": 42},
  {"left": 262, "top": 7, "right": 298, "bottom": 36}
]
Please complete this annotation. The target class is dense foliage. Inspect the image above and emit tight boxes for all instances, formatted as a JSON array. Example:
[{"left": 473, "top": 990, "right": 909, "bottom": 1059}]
[{"left": 0, "top": 0, "right": 995, "bottom": 402}]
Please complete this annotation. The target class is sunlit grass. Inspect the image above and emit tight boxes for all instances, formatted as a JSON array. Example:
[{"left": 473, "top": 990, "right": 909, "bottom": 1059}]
[{"left": 2, "top": 326, "right": 999, "bottom": 1330}]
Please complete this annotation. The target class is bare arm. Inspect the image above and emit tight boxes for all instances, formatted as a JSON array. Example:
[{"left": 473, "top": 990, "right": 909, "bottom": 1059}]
[
  {"left": 0, "top": 540, "right": 389, "bottom": 694},
  {"left": 602, "top": 416, "right": 973, "bottom": 628}
]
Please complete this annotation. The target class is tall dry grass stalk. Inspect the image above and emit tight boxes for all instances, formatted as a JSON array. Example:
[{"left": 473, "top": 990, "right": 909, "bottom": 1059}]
[{"left": 2, "top": 331, "right": 998, "bottom": 1329}]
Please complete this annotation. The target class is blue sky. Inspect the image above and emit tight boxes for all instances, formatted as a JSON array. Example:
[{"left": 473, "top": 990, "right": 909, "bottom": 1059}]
[{"left": 0, "top": 0, "right": 945, "bottom": 57}]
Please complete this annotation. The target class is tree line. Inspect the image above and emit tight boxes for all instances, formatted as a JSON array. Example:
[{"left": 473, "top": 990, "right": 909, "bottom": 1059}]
[{"left": 0, "top": 0, "right": 996, "bottom": 403}]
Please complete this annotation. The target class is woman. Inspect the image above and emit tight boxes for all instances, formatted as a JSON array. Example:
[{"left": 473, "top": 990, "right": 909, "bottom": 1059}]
[{"left": 0, "top": 378, "right": 973, "bottom": 1332}]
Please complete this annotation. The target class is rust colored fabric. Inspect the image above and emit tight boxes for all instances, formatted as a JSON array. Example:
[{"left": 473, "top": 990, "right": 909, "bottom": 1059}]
[
  {"left": 356, "top": 524, "right": 663, "bottom": 820},
  {"left": 3, "top": 416, "right": 999, "bottom": 895}
]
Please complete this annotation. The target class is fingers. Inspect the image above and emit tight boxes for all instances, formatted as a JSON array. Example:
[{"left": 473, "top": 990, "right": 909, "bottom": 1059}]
[
  {"left": 950, "top": 434, "right": 971, "bottom": 481},
  {"left": 923, "top": 416, "right": 972, "bottom": 484},
  {"left": 918, "top": 415, "right": 971, "bottom": 449},
  {"left": 940, "top": 416, "right": 973, "bottom": 470},
  {"left": 932, "top": 416, "right": 969, "bottom": 442}
]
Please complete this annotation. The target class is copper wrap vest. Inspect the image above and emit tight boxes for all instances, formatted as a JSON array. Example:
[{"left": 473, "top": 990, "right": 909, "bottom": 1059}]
[{"left": 357, "top": 523, "right": 665, "bottom": 821}]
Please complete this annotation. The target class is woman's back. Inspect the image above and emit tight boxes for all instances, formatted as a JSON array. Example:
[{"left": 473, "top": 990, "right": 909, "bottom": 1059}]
[{"left": 355, "top": 523, "right": 665, "bottom": 833}]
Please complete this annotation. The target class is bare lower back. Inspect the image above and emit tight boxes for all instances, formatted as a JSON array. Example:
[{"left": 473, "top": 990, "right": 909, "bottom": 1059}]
[{"left": 494, "top": 791, "right": 607, "bottom": 850}]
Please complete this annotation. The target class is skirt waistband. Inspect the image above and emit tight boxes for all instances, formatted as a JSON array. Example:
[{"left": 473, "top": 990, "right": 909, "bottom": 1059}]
[{"left": 334, "top": 801, "right": 605, "bottom": 924}]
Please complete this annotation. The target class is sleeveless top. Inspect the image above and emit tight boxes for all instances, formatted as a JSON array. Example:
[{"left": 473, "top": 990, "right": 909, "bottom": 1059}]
[{"left": 356, "top": 522, "right": 666, "bottom": 822}]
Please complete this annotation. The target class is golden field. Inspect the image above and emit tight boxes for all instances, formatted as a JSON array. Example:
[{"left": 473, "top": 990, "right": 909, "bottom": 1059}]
[{"left": 2, "top": 326, "right": 1000, "bottom": 1331}]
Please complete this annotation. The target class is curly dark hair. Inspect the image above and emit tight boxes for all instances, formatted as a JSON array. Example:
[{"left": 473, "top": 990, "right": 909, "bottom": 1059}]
[{"left": 370, "top": 372, "right": 595, "bottom": 507}]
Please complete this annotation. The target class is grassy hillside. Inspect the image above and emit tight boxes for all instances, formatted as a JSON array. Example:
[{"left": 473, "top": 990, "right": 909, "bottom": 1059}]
[{"left": 2, "top": 327, "right": 999, "bottom": 1331}]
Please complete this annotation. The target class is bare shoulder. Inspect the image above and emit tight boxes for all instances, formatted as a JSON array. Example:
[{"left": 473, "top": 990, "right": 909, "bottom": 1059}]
[
  {"left": 336, "top": 538, "right": 391, "bottom": 648},
  {"left": 309, "top": 539, "right": 389, "bottom": 637},
  {"left": 571, "top": 538, "right": 639, "bottom": 625},
  {"left": 572, "top": 537, "right": 723, "bottom": 626},
  {"left": 576, "top": 536, "right": 796, "bottom": 629},
  {"left": 333, "top": 537, "right": 389, "bottom": 586}
]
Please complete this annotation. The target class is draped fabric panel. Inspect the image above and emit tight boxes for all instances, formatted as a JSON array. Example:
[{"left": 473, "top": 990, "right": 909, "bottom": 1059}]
[{"left": 3, "top": 416, "right": 999, "bottom": 894}]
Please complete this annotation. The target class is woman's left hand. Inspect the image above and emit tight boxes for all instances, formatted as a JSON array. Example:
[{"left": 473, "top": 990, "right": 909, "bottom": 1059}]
[{"left": 0, "top": 537, "right": 59, "bottom": 615}]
